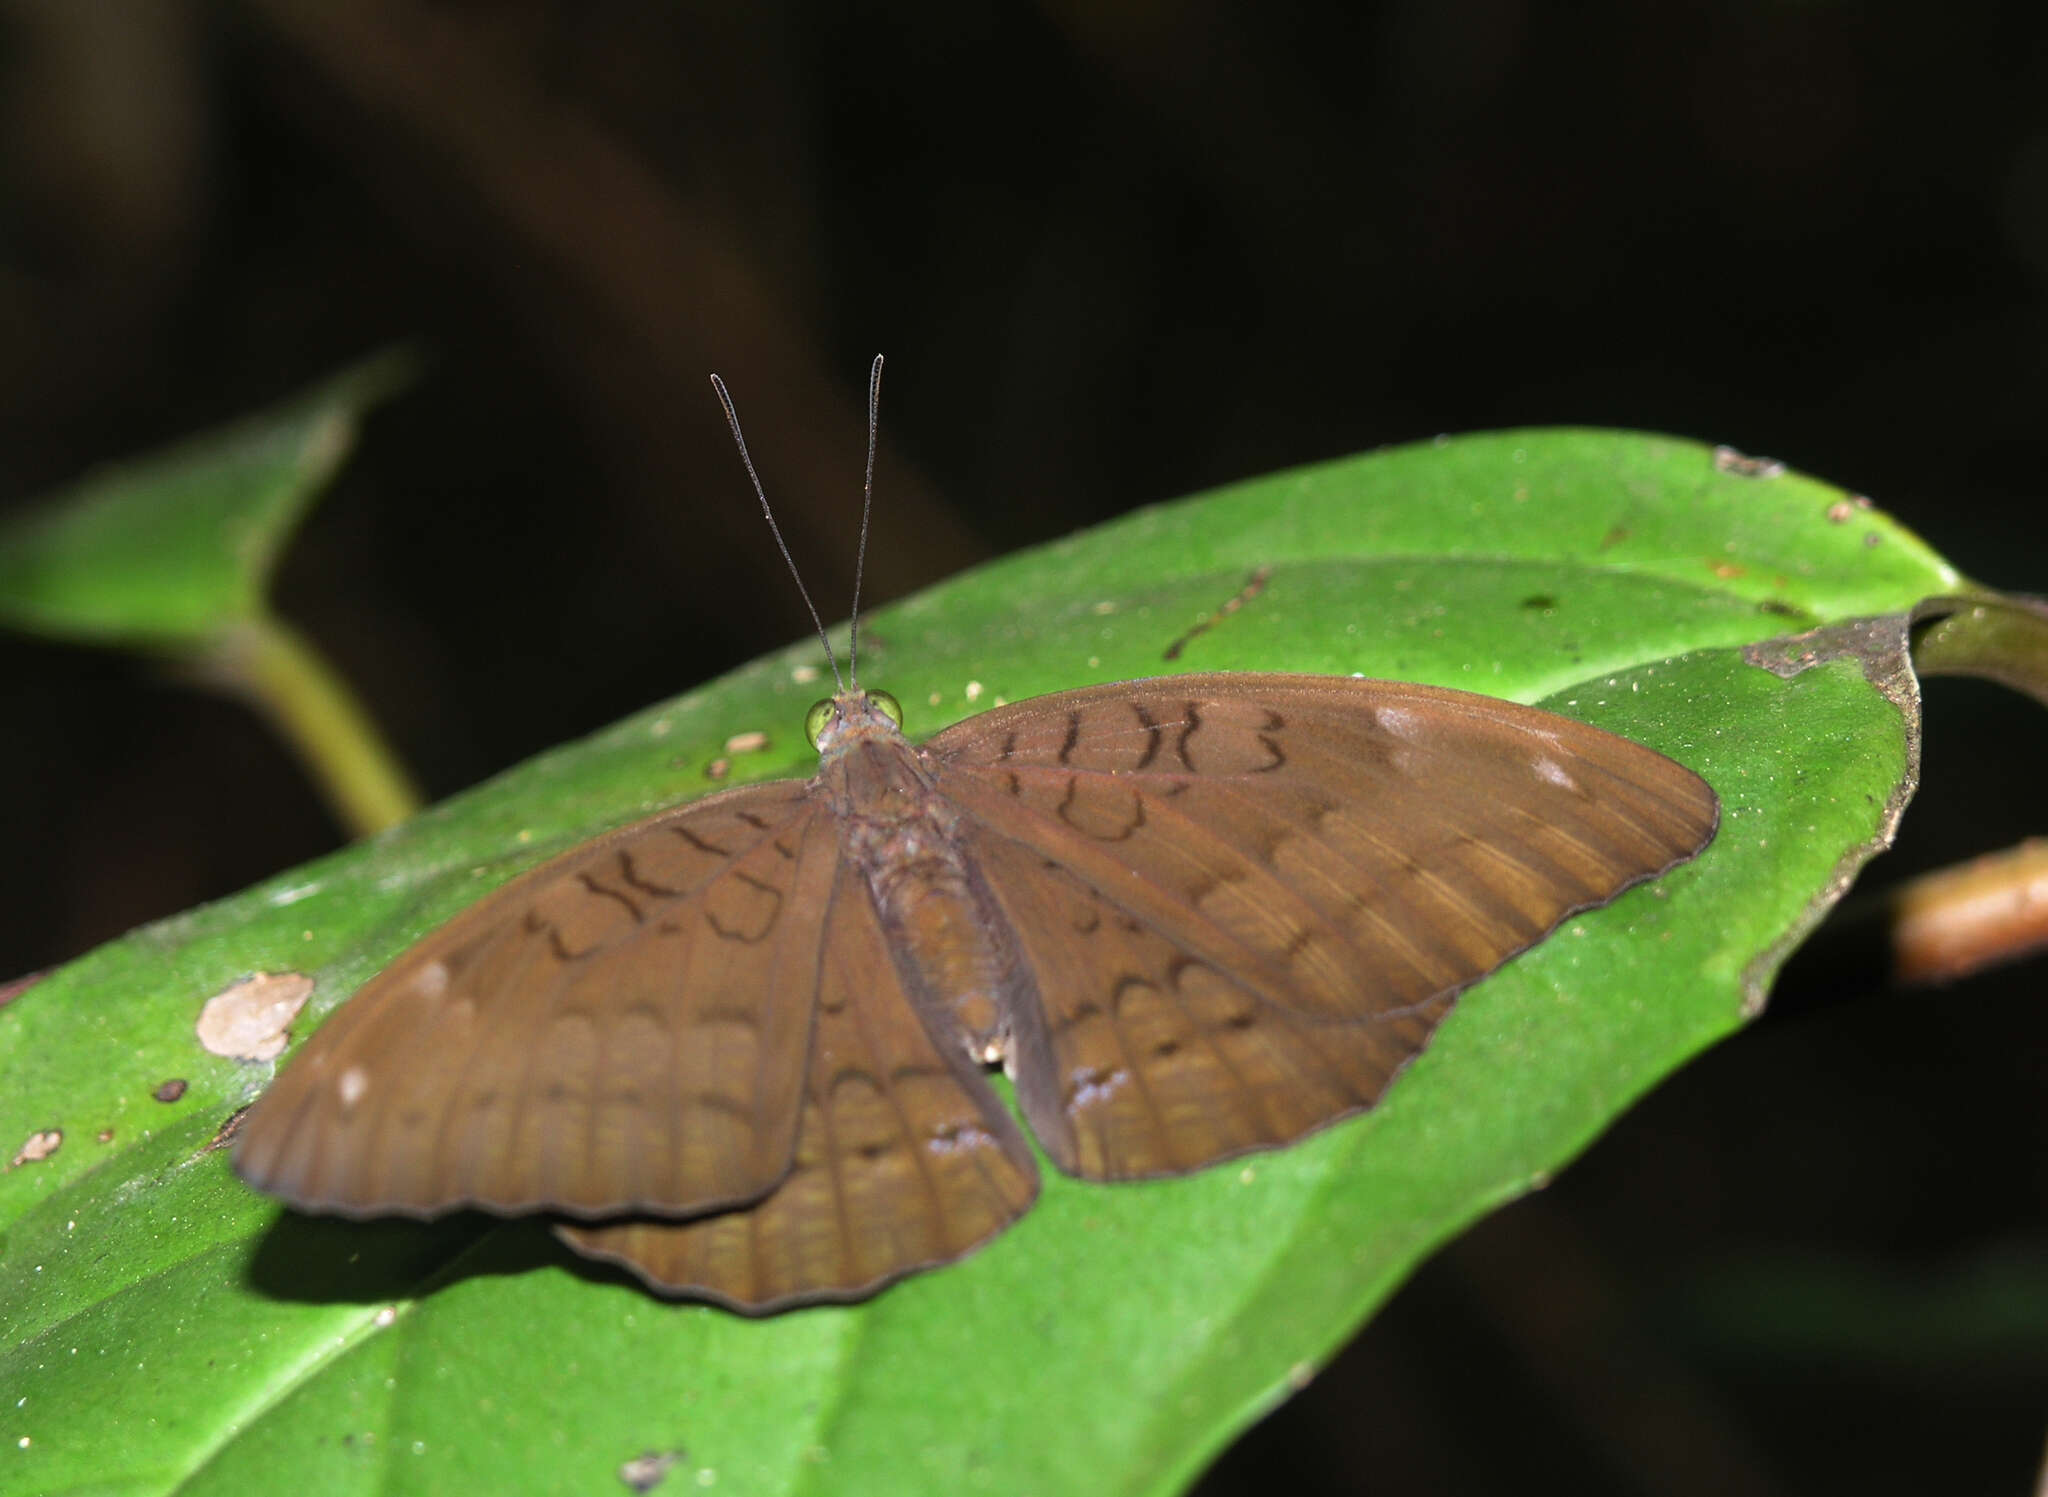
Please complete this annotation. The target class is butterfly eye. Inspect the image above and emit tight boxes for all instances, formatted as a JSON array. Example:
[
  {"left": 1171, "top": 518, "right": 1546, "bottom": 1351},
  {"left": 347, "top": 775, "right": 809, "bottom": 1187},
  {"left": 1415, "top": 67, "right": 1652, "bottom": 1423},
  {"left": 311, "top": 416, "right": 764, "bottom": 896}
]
[
  {"left": 867, "top": 689, "right": 904, "bottom": 728},
  {"left": 803, "top": 698, "right": 837, "bottom": 749}
]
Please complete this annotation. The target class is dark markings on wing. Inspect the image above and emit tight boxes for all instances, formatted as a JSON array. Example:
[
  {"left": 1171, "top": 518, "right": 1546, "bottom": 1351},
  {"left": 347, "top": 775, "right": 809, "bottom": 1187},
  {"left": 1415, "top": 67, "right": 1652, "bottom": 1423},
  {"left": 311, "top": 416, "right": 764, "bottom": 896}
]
[
  {"left": 577, "top": 874, "right": 646, "bottom": 925},
  {"left": 1132, "top": 702, "right": 1162, "bottom": 769},
  {"left": 1056, "top": 774, "right": 1146, "bottom": 841},
  {"left": 670, "top": 824, "right": 732, "bottom": 857},
  {"left": 616, "top": 850, "right": 687, "bottom": 898},
  {"left": 1174, "top": 701, "right": 1203, "bottom": 770}
]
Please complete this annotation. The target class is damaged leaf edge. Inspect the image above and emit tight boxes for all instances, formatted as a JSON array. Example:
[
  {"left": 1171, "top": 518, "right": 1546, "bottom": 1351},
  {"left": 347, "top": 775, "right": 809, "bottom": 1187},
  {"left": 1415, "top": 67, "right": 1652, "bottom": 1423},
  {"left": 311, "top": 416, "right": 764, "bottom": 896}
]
[{"left": 1736, "top": 609, "right": 1923, "bottom": 1017}]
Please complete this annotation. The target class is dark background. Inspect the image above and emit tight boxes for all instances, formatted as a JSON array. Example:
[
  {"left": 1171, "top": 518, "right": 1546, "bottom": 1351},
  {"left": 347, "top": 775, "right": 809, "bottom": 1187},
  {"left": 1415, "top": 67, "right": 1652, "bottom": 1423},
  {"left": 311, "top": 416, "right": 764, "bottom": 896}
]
[{"left": 2, "top": 4, "right": 2044, "bottom": 1493}]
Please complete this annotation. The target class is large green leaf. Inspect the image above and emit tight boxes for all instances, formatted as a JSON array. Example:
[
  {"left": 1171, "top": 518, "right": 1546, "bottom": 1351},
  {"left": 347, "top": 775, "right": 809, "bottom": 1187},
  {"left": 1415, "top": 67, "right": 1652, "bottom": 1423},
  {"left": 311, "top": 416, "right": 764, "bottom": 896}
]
[{"left": 0, "top": 429, "right": 1953, "bottom": 1496}]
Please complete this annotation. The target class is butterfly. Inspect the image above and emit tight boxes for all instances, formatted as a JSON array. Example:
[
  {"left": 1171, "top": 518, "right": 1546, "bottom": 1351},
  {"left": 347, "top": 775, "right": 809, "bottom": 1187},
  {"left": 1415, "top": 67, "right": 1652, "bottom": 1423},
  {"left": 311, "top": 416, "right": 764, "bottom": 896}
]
[{"left": 236, "top": 359, "right": 1719, "bottom": 1312}]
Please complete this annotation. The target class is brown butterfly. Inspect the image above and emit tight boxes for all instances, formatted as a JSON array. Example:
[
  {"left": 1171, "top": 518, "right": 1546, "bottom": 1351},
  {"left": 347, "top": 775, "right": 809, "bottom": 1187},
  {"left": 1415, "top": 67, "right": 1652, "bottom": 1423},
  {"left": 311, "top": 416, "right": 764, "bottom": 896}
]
[{"left": 236, "top": 359, "right": 1719, "bottom": 1312}]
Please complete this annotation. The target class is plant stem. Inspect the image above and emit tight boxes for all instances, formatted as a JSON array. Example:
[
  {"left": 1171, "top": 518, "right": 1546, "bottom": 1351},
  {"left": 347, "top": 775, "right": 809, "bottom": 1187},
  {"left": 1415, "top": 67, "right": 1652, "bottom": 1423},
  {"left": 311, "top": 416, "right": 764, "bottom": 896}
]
[
  {"left": 1890, "top": 839, "right": 2048, "bottom": 985},
  {"left": 198, "top": 613, "right": 422, "bottom": 837}
]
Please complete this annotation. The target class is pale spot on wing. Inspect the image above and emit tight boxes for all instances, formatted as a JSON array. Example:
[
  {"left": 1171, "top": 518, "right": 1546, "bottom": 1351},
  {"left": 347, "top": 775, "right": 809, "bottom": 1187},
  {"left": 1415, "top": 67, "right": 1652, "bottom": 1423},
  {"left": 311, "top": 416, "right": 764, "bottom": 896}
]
[
  {"left": 1531, "top": 756, "right": 1580, "bottom": 792},
  {"left": 413, "top": 961, "right": 450, "bottom": 999},
  {"left": 928, "top": 1123, "right": 996, "bottom": 1156},
  {"left": 1071, "top": 1066, "right": 1129, "bottom": 1109},
  {"left": 337, "top": 1066, "right": 369, "bottom": 1109},
  {"left": 1374, "top": 705, "right": 1422, "bottom": 740}
]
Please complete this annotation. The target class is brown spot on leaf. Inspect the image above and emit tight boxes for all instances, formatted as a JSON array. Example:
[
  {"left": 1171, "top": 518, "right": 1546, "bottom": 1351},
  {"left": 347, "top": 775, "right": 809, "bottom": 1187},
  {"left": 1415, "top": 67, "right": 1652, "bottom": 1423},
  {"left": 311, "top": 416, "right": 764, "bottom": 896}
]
[
  {"left": 203, "top": 1104, "right": 252, "bottom": 1154},
  {"left": 95, "top": 1128, "right": 114, "bottom": 1144},
  {"left": 196, "top": 972, "right": 314, "bottom": 1062},
  {"left": 11, "top": 1129, "right": 61, "bottom": 1167},
  {"left": 704, "top": 757, "right": 731, "bottom": 781},
  {"left": 154, "top": 1078, "right": 189, "bottom": 1103},
  {"left": 1163, "top": 566, "right": 1272, "bottom": 660},
  {"left": 618, "top": 1449, "right": 686, "bottom": 1493},
  {"left": 1711, "top": 560, "right": 1748, "bottom": 580},
  {"left": 1712, "top": 445, "right": 1785, "bottom": 478},
  {"left": 723, "top": 730, "right": 769, "bottom": 755}
]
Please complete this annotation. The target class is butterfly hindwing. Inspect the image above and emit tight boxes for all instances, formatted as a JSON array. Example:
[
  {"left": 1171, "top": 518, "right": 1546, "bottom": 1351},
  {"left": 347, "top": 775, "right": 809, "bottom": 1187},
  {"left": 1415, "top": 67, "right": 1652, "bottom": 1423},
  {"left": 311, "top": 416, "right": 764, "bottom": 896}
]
[
  {"left": 960, "top": 825, "right": 1447, "bottom": 1178},
  {"left": 558, "top": 854, "right": 1040, "bottom": 1311}
]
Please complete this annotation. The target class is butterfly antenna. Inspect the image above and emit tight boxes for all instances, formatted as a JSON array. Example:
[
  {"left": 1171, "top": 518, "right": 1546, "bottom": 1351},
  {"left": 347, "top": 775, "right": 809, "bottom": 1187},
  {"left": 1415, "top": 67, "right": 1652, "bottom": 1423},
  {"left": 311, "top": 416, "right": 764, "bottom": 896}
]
[
  {"left": 848, "top": 353, "right": 883, "bottom": 688},
  {"left": 710, "top": 372, "right": 844, "bottom": 694}
]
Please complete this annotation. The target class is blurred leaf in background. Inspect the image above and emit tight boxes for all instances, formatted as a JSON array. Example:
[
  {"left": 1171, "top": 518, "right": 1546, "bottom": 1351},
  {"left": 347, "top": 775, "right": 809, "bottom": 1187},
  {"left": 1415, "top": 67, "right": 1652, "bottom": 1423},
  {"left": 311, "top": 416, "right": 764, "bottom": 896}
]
[{"left": 0, "top": 351, "right": 422, "bottom": 836}]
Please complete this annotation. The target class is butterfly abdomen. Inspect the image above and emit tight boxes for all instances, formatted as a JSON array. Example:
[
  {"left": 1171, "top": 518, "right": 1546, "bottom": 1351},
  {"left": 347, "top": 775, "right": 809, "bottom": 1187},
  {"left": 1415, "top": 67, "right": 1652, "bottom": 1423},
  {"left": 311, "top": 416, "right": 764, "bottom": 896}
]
[{"left": 858, "top": 826, "right": 1022, "bottom": 1068}]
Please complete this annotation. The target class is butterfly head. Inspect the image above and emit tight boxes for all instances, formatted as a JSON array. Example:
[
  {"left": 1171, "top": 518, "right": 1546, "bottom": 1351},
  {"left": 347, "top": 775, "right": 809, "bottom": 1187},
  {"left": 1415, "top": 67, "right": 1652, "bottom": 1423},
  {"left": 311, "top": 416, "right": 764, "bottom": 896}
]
[{"left": 806, "top": 687, "right": 905, "bottom": 754}]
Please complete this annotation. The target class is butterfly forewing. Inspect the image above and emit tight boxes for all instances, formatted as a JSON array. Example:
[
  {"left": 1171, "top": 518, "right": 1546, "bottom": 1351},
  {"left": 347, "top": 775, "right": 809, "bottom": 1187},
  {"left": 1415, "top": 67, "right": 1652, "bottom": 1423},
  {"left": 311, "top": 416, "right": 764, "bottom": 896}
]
[
  {"left": 235, "top": 781, "right": 837, "bottom": 1218},
  {"left": 928, "top": 674, "right": 1718, "bottom": 1181},
  {"left": 559, "top": 855, "right": 1041, "bottom": 1311}
]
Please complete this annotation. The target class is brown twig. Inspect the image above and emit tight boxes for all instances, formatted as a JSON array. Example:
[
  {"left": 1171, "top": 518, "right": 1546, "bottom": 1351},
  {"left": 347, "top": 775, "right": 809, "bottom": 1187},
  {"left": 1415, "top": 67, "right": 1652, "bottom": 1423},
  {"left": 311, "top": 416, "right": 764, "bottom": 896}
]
[{"left": 1889, "top": 838, "right": 2048, "bottom": 986}]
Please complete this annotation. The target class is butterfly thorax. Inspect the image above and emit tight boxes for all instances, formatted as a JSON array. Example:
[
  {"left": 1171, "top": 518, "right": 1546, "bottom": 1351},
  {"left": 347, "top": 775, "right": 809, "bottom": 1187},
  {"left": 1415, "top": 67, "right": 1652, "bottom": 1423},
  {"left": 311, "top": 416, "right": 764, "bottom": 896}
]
[{"left": 814, "top": 690, "right": 1023, "bottom": 1068}]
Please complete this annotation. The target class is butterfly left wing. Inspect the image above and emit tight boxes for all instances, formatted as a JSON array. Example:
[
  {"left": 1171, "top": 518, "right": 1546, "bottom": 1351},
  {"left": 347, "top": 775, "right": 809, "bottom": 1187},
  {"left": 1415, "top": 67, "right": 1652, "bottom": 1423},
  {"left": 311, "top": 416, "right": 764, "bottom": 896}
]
[
  {"left": 927, "top": 672, "right": 1718, "bottom": 1180},
  {"left": 558, "top": 855, "right": 1041, "bottom": 1312},
  {"left": 235, "top": 780, "right": 837, "bottom": 1220}
]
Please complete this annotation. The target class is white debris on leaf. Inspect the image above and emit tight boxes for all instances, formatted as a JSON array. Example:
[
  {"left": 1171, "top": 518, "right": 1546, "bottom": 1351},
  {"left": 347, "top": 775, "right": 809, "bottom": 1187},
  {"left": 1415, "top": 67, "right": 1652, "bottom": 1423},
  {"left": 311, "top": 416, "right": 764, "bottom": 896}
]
[
  {"left": 196, "top": 972, "right": 314, "bottom": 1062},
  {"left": 10, "top": 1129, "right": 61, "bottom": 1167}
]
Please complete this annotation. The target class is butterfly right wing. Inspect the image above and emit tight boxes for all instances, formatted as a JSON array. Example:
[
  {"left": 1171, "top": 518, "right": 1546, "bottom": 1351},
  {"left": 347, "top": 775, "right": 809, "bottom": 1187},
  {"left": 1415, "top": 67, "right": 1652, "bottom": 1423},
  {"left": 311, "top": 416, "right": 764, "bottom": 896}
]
[
  {"left": 235, "top": 780, "right": 839, "bottom": 1220},
  {"left": 557, "top": 853, "right": 1041, "bottom": 1312},
  {"left": 927, "top": 673, "right": 1717, "bottom": 1181}
]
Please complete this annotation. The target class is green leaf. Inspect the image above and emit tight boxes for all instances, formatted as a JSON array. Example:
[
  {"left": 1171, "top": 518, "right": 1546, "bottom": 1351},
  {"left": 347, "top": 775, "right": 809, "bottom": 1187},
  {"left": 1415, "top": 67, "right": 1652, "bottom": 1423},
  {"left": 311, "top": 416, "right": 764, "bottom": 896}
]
[
  {"left": 0, "top": 349, "right": 416, "bottom": 647},
  {"left": 0, "top": 429, "right": 1955, "bottom": 1496}
]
